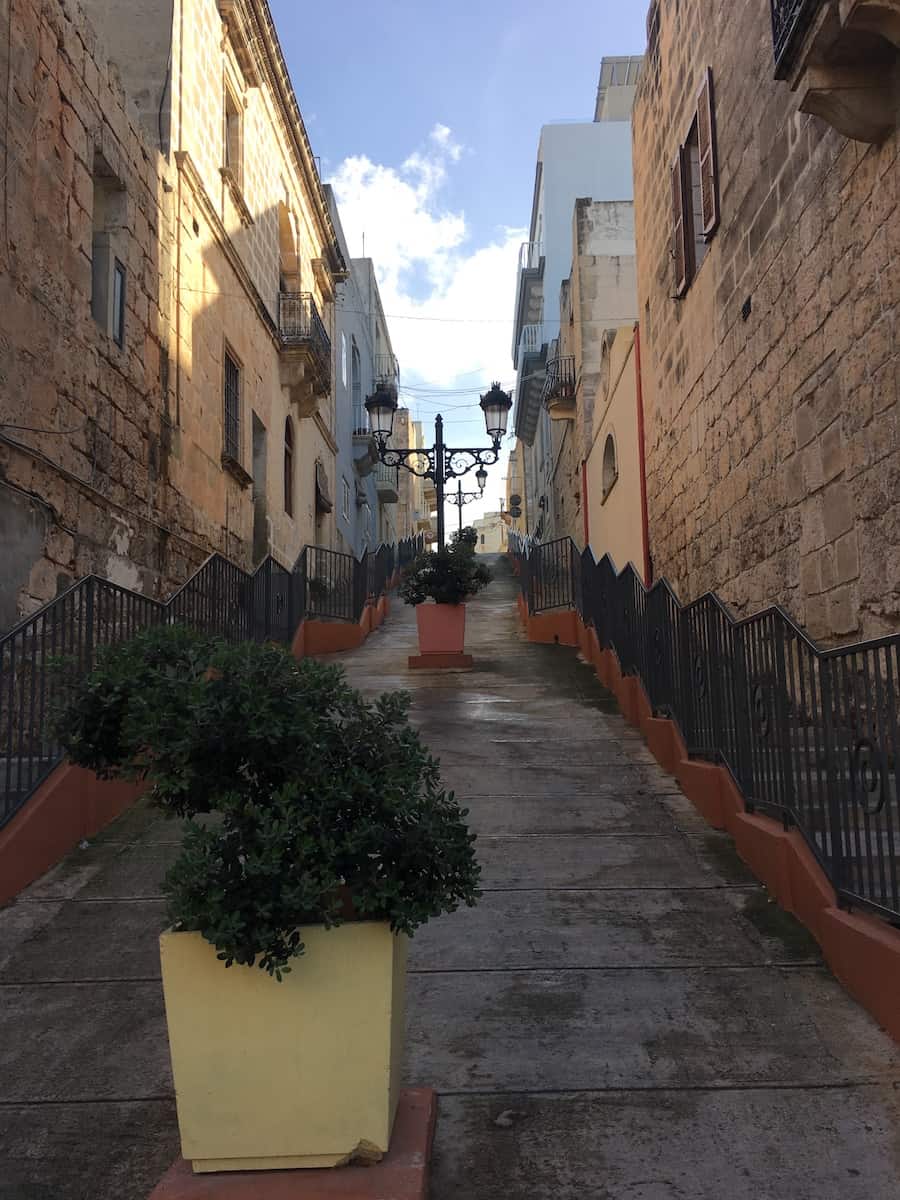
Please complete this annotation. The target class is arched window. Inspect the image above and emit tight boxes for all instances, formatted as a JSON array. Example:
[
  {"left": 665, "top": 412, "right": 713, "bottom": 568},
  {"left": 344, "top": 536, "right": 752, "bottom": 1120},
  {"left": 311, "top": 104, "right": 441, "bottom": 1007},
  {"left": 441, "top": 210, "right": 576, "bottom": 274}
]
[
  {"left": 283, "top": 418, "right": 294, "bottom": 516},
  {"left": 601, "top": 432, "right": 618, "bottom": 501}
]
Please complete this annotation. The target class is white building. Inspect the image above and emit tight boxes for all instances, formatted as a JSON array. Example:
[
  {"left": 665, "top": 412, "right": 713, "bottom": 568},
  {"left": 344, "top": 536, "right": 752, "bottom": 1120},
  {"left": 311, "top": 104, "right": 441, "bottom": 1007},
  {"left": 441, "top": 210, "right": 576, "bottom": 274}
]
[
  {"left": 511, "top": 55, "right": 642, "bottom": 542},
  {"left": 473, "top": 511, "right": 507, "bottom": 554}
]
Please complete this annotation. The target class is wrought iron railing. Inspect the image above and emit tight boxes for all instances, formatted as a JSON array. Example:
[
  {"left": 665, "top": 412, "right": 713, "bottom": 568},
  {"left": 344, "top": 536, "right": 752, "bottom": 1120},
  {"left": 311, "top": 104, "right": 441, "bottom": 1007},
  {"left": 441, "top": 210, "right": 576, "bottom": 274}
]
[
  {"left": 374, "top": 354, "right": 400, "bottom": 386},
  {"left": 278, "top": 292, "right": 331, "bottom": 388},
  {"left": 0, "top": 539, "right": 403, "bottom": 830},
  {"left": 543, "top": 355, "right": 576, "bottom": 405},
  {"left": 511, "top": 535, "right": 900, "bottom": 923},
  {"left": 771, "top": 0, "right": 820, "bottom": 76}
]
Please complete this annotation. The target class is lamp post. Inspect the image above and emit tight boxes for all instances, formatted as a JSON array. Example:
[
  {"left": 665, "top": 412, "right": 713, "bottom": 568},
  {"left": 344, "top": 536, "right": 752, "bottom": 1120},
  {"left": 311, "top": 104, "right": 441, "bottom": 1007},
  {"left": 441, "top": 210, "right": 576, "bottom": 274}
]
[
  {"left": 365, "top": 382, "right": 512, "bottom": 550},
  {"left": 447, "top": 468, "right": 487, "bottom": 534}
]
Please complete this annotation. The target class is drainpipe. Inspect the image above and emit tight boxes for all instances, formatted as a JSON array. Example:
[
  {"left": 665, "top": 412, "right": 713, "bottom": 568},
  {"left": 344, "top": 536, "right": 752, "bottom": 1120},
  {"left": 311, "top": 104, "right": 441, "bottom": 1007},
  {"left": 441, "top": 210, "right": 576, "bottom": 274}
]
[{"left": 634, "top": 323, "right": 652, "bottom": 587}]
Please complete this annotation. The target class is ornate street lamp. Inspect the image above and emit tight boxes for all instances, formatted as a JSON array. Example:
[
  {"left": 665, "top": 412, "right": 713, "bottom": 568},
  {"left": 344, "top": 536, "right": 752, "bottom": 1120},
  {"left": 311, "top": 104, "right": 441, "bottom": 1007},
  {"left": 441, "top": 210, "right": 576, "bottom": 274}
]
[
  {"left": 365, "top": 381, "right": 512, "bottom": 550},
  {"left": 447, "top": 469, "right": 488, "bottom": 534}
]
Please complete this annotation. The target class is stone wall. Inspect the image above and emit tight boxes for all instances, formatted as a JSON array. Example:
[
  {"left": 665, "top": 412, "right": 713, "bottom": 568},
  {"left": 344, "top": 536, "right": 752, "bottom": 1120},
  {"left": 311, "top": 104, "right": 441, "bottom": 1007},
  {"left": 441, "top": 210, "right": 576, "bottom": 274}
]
[
  {"left": 633, "top": 0, "right": 899, "bottom": 641},
  {"left": 0, "top": 0, "right": 198, "bottom": 628}
]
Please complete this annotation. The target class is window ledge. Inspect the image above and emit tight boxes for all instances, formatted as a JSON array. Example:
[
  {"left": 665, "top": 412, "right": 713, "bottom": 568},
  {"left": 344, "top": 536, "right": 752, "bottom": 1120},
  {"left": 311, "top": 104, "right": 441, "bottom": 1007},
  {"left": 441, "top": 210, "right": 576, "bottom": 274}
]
[
  {"left": 221, "top": 452, "right": 252, "bottom": 488},
  {"left": 220, "top": 167, "right": 254, "bottom": 228}
]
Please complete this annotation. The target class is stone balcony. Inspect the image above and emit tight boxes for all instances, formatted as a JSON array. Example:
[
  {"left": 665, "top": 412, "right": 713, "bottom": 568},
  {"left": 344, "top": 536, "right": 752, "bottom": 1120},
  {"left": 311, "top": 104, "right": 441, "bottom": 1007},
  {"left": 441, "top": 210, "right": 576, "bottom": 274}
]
[
  {"left": 278, "top": 292, "right": 331, "bottom": 417},
  {"left": 772, "top": 0, "right": 900, "bottom": 143}
]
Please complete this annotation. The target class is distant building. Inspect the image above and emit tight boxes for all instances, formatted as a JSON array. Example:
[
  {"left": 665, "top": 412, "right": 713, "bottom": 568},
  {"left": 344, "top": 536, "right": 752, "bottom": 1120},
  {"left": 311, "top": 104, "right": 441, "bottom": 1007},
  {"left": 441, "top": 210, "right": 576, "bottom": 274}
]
[
  {"left": 511, "top": 55, "right": 642, "bottom": 545},
  {"left": 473, "top": 511, "right": 507, "bottom": 554},
  {"left": 633, "top": 0, "right": 900, "bottom": 639}
]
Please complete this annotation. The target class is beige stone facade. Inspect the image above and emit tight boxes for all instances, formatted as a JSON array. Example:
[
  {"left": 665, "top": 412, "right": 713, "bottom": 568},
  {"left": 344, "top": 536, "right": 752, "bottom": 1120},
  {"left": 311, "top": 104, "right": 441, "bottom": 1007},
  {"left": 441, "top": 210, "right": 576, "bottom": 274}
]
[
  {"left": 0, "top": 0, "right": 347, "bottom": 630},
  {"left": 583, "top": 326, "right": 648, "bottom": 579},
  {"left": 547, "top": 199, "right": 638, "bottom": 548},
  {"left": 0, "top": 0, "right": 180, "bottom": 628},
  {"left": 633, "top": 0, "right": 899, "bottom": 641}
]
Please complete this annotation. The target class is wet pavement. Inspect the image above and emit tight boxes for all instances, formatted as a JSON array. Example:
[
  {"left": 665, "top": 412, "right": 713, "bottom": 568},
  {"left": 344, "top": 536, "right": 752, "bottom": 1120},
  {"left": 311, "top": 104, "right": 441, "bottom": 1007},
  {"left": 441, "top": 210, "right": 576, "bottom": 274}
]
[
  {"left": 1, "top": 555, "right": 899, "bottom": 1198},
  {"left": 339, "top": 556, "right": 900, "bottom": 1199}
]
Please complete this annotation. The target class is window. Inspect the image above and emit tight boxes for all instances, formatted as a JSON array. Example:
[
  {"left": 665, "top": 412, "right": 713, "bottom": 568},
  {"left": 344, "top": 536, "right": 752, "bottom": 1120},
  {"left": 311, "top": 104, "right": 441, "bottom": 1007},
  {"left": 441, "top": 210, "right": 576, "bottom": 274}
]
[
  {"left": 224, "top": 84, "right": 243, "bottom": 188},
  {"left": 601, "top": 433, "right": 618, "bottom": 501},
  {"left": 341, "top": 332, "right": 348, "bottom": 388},
  {"left": 342, "top": 477, "right": 351, "bottom": 521},
  {"left": 480, "top": 534, "right": 485, "bottom": 545},
  {"left": 283, "top": 418, "right": 294, "bottom": 515},
  {"left": 112, "top": 260, "right": 126, "bottom": 348},
  {"left": 672, "top": 68, "right": 719, "bottom": 297},
  {"left": 351, "top": 338, "right": 362, "bottom": 431},
  {"left": 223, "top": 349, "right": 241, "bottom": 461},
  {"left": 90, "top": 159, "right": 127, "bottom": 342}
]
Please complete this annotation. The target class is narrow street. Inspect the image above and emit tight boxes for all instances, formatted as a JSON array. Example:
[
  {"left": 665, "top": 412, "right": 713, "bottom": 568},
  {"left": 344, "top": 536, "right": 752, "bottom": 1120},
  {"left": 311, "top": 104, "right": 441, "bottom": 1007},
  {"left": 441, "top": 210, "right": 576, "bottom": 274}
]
[
  {"left": 343, "top": 558, "right": 900, "bottom": 1198},
  {"left": 1, "top": 560, "right": 899, "bottom": 1198}
]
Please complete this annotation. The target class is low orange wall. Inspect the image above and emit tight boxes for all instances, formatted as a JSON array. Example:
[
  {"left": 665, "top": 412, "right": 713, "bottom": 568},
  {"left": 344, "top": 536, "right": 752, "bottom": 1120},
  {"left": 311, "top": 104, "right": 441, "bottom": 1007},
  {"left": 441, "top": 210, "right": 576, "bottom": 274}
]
[
  {"left": 0, "top": 765, "right": 145, "bottom": 905},
  {"left": 518, "top": 605, "right": 900, "bottom": 1043}
]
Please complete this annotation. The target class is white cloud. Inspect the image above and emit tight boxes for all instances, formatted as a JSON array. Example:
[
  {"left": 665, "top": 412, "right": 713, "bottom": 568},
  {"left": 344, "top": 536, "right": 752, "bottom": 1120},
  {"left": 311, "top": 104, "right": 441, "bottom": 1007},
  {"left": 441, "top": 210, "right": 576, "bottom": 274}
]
[
  {"left": 329, "top": 124, "right": 524, "bottom": 523},
  {"left": 329, "top": 124, "right": 523, "bottom": 391}
]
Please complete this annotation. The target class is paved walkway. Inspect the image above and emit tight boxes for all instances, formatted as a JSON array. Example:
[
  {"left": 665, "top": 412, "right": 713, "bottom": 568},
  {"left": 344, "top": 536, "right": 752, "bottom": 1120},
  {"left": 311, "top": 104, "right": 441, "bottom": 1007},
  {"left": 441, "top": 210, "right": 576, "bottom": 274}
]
[{"left": 1, "top": 556, "right": 899, "bottom": 1198}]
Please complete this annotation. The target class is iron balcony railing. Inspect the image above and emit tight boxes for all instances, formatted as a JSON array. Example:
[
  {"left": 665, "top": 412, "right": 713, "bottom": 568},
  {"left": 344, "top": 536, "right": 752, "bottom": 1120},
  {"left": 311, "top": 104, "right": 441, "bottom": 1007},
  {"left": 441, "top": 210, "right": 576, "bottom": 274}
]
[
  {"left": 512, "top": 535, "right": 900, "bottom": 925},
  {"left": 374, "top": 354, "right": 400, "bottom": 387},
  {"left": 543, "top": 355, "right": 576, "bottom": 405},
  {"left": 518, "top": 240, "right": 543, "bottom": 272},
  {"left": 0, "top": 539, "right": 404, "bottom": 830},
  {"left": 519, "top": 323, "right": 547, "bottom": 359},
  {"left": 771, "top": 0, "right": 821, "bottom": 76},
  {"left": 352, "top": 403, "right": 370, "bottom": 437},
  {"left": 278, "top": 292, "right": 331, "bottom": 388}
]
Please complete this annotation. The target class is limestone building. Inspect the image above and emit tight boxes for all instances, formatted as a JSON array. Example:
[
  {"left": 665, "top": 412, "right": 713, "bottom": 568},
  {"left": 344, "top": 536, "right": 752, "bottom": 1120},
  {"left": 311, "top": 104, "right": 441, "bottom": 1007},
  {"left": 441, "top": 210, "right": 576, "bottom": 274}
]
[
  {"left": 0, "top": 0, "right": 179, "bottom": 629},
  {"left": 0, "top": 0, "right": 354, "bottom": 631},
  {"left": 545, "top": 198, "right": 640, "bottom": 561},
  {"left": 510, "top": 55, "right": 641, "bottom": 544},
  {"left": 633, "top": 0, "right": 900, "bottom": 640}
]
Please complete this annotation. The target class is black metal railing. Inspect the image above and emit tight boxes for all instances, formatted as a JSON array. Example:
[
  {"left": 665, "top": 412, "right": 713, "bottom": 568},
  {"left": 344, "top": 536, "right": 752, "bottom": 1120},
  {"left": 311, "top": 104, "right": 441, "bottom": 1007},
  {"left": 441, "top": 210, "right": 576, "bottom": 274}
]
[
  {"left": 278, "top": 292, "right": 331, "bottom": 388},
  {"left": 771, "top": 0, "right": 820, "bottom": 76},
  {"left": 374, "top": 353, "right": 400, "bottom": 386},
  {"left": 511, "top": 534, "right": 900, "bottom": 924},
  {"left": 543, "top": 355, "right": 576, "bottom": 405},
  {"left": 0, "top": 537, "right": 408, "bottom": 830}
]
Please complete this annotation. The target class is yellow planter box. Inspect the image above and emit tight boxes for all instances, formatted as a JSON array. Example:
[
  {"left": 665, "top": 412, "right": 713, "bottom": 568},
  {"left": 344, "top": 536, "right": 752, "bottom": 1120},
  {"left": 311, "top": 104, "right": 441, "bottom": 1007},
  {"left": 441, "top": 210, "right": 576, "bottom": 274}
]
[{"left": 159, "top": 924, "right": 407, "bottom": 1173}]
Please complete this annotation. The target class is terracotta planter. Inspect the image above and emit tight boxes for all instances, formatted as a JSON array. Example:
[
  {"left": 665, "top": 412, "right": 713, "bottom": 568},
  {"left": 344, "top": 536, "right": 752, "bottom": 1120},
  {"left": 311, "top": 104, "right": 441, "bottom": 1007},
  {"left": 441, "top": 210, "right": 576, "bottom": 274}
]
[
  {"left": 160, "top": 925, "right": 407, "bottom": 1172},
  {"left": 416, "top": 602, "right": 466, "bottom": 654}
]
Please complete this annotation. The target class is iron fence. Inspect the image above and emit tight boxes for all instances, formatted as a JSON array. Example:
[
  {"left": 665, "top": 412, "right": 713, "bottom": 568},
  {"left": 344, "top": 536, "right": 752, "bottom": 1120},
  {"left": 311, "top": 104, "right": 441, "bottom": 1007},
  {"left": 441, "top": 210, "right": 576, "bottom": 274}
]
[
  {"left": 0, "top": 537, "right": 406, "bottom": 830},
  {"left": 513, "top": 536, "right": 900, "bottom": 923}
]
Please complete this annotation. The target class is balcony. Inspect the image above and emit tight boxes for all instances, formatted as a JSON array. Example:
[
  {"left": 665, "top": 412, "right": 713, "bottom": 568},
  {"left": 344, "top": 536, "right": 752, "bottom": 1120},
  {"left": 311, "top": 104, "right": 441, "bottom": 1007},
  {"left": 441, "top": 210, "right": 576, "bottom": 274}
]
[
  {"left": 374, "top": 353, "right": 400, "bottom": 390},
  {"left": 278, "top": 293, "right": 331, "bottom": 417},
  {"left": 375, "top": 461, "right": 399, "bottom": 503},
  {"left": 543, "top": 355, "right": 577, "bottom": 420},
  {"left": 771, "top": 0, "right": 900, "bottom": 143},
  {"left": 511, "top": 241, "right": 545, "bottom": 366},
  {"left": 513, "top": 324, "right": 549, "bottom": 446}
]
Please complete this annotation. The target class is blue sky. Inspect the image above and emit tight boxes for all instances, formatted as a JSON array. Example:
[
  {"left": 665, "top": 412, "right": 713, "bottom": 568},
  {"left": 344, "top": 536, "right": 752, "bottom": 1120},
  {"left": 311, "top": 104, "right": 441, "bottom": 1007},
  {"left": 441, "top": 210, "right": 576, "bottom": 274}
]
[{"left": 270, "top": 0, "right": 647, "bottom": 521}]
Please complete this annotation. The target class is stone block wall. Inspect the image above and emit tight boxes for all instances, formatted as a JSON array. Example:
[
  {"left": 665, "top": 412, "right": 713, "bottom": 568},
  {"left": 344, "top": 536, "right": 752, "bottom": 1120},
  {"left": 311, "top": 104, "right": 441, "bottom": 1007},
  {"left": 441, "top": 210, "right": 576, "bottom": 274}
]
[
  {"left": 633, "top": 0, "right": 899, "bottom": 641},
  {"left": 0, "top": 0, "right": 203, "bottom": 628}
]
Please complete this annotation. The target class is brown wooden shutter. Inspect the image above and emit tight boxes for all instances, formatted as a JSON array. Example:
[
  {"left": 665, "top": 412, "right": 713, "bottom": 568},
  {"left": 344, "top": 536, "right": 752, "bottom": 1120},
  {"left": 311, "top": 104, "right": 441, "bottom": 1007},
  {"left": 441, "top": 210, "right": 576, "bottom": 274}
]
[
  {"left": 671, "top": 147, "right": 690, "bottom": 298},
  {"left": 697, "top": 67, "right": 720, "bottom": 238}
]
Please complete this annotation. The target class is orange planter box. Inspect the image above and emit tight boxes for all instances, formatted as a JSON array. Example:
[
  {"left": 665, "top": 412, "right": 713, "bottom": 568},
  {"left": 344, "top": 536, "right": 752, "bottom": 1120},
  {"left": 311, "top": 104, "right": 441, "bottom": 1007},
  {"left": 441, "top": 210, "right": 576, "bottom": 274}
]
[{"left": 415, "top": 603, "right": 466, "bottom": 654}]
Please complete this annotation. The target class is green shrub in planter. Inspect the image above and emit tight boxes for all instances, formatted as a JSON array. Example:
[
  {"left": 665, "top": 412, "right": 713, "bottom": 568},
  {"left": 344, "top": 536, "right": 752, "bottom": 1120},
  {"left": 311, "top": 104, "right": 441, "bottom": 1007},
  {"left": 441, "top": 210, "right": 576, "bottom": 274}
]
[
  {"left": 54, "top": 625, "right": 480, "bottom": 977},
  {"left": 451, "top": 526, "right": 478, "bottom": 553},
  {"left": 399, "top": 545, "right": 492, "bottom": 607}
]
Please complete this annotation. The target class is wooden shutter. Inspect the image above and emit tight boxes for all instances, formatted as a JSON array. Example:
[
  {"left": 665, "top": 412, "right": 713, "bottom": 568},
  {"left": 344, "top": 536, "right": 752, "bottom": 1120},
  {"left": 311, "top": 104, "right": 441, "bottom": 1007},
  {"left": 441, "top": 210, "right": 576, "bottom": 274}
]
[
  {"left": 671, "top": 147, "right": 691, "bottom": 298},
  {"left": 697, "top": 67, "right": 720, "bottom": 238}
]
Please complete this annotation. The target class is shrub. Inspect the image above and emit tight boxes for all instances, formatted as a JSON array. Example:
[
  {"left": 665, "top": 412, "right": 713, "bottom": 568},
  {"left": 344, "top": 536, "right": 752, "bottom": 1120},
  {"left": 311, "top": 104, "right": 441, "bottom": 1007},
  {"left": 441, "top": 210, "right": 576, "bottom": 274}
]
[
  {"left": 398, "top": 545, "right": 492, "bottom": 606},
  {"left": 451, "top": 526, "right": 478, "bottom": 552},
  {"left": 54, "top": 626, "right": 480, "bottom": 977}
]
